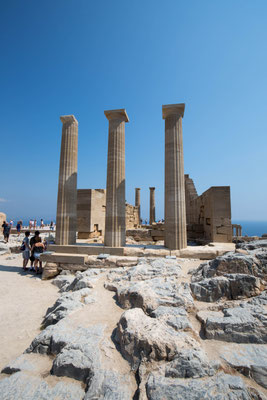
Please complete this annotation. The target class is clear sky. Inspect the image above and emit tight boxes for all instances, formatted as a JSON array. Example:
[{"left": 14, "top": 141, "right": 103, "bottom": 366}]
[{"left": 0, "top": 0, "right": 267, "bottom": 223}]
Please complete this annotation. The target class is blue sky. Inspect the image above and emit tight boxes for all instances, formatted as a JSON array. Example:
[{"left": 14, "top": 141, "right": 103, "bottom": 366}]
[{"left": 0, "top": 0, "right": 267, "bottom": 222}]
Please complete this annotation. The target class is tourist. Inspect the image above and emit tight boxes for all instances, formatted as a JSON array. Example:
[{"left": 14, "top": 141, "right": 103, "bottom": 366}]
[
  {"left": 9, "top": 219, "right": 14, "bottom": 230},
  {"left": 31, "top": 237, "right": 45, "bottom": 274},
  {"left": 40, "top": 218, "right": 44, "bottom": 228},
  {"left": 50, "top": 221, "right": 54, "bottom": 231},
  {"left": 29, "top": 230, "right": 41, "bottom": 271},
  {"left": 3, "top": 222, "right": 11, "bottom": 242},
  {"left": 34, "top": 219, "right": 37, "bottom": 229},
  {"left": 22, "top": 231, "right": 31, "bottom": 270},
  {"left": 16, "top": 220, "right": 22, "bottom": 236}
]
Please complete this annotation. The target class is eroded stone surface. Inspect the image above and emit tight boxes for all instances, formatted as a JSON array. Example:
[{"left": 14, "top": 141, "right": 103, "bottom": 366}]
[{"left": 146, "top": 372, "right": 262, "bottom": 400}]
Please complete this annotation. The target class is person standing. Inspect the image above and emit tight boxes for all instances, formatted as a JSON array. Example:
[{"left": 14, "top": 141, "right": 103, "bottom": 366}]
[
  {"left": 22, "top": 231, "right": 31, "bottom": 270},
  {"left": 31, "top": 237, "right": 45, "bottom": 274},
  {"left": 40, "top": 219, "right": 44, "bottom": 228},
  {"left": 3, "top": 222, "right": 11, "bottom": 242},
  {"left": 16, "top": 221, "right": 22, "bottom": 237},
  {"left": 29, "top": 230, "right": 40, "bottom": 271},
  {"left": 34, "top": 219, "right": 37, "bottom": 229},
  {"left": 50, "top": 221, "right": 54, "bottom": 231}
]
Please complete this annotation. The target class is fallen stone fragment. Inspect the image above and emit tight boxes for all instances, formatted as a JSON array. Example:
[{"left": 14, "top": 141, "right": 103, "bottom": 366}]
[
  {"left": 220, "top": 343, "right": 267, "bottom": 389},
  {"left": 116, "top": 308, "right": 199, "bottom": 371},
  {"left": 42, "top": 262, "right": 60, "bottom": 280},
  {"left": 146, "top": 371, "right": 263, "bottom": 400},
  {"left": 0, "top": 371, "right": 85, "bottom": 400}
]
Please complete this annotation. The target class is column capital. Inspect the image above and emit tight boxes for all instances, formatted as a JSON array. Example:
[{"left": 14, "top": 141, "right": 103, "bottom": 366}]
[
  {"left": 60, "top": 115, "right": 78, "bottom": 125},
  {"left": 149, "top": 187, "right": 155, "bottom": 190},
  {"left": 162, "top": 103, "right": 185, "bottom": 120},
  {"left": 104, "top": 109, "right": 129, "bottom": 123},
  {"left": 135, "top": 187, "right": 141, "bottom": 190}
]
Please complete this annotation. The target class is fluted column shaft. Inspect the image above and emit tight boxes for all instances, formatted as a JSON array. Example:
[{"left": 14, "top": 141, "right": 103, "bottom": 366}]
[
  {"left": 163, "top": 104, "right": 187, "bottom": 250},
  {"left": 56, "top": 115, "right": 78, "bottom": 245},
  {"left": 149, "top": 187, "right": 155, "bottom": 224},
  {"left": 135, "top": 188, "right": 141, "bottom": 224},
  {"left": 104, "top": 109, "right": 129, "bottom": 247}
]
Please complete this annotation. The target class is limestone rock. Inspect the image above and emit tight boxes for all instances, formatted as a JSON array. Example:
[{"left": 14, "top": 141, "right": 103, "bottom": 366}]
[
  {"left": 237, "top": 240, "right": 267, "bottom": 251},
  {"left": 42, "top": 289, "right": 94, "bottom": 328},
  {"left": 0, "top": 371, "right": 85, "bottom": 400},
  {"left": 117, "top": 278, "right": 193, "bottom": 313},
  {"left": 146, "top": 372, "right": 262, "bottom": 400},
  {"left": 52, "top": 274, "right": 75, "bottom": 290},
  {"left": 84, "top": 369, "right": 132, "bottom": 400},
  {"left": 190, "top": 274, "right": 263, "bottom": 302},
  {"left": 151, "top": 306, "right": 192, "bottom": 331},
  {"left": 164, "top": 348, "right": 218, "bottom": 379},
  {"left": 191, "top": 251, "right": 267, "bottom": 282},
  {"left": 220, "top": 343, "right": 267, "bottom": 389},
  {"left": 42, "top": 263, "right": 59, "bottom": 280},
  {"left": 51, "top": 347, "right": 95, "bottom": 383},
  {"left": 116, "top": 308, "right": 198, "bottom": 371},
  {"left": 198, "top": 303, "right": 267, "bottom": 343},
  {"left": 1, "top": 354, "right": 35, "bottom": 374}
]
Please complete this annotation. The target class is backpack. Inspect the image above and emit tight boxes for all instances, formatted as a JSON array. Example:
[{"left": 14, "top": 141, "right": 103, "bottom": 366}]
[{"left": 20, "top": 241, "right": 26, "bottom": 252}]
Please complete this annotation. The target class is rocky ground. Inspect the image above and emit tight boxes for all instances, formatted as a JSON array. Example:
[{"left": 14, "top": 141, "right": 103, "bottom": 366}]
[{"left": 0, "top": 237, "right": 267, "bottom": 399}]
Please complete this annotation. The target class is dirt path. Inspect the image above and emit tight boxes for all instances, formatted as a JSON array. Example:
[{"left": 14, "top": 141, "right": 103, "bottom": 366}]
[{"left": 0, "top": 253, "right": 59, "bottom": 370}]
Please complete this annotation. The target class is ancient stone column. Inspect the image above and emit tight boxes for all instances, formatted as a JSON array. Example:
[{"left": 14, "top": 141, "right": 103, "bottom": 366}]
[
  {"left": 163, "top": 103, "right": 187, "bottom": 250},
  {"left": 56, "top": 115, "right": 78, "bottom": 245},
  {"left": 149, "top": 187, "right": 156, "bottom": 225},
  {"left": 135, "top": 188, "right": 141, "bottom": 224},
  {"left": 104, "top": 109, "right": 129, "bottom": 247}
]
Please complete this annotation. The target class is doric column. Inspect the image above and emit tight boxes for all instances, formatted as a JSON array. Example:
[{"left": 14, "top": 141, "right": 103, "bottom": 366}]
[
  {"left": 135, "top": 188, "right": 141, "bottom": 224},
  {"left": 163, "top": 103, "right": 187, "bottom": 250},
  {"left": 104, "top": 109, "right": 129, "bottom": 247},
  {"left": 56, "top": 115, "right": 78, "bottom": 245},
  {"left": 149, "top": 187, "right": 156, "bottom": 225}
]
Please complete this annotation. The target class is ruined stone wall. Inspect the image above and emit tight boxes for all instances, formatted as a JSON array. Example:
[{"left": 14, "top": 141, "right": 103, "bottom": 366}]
[
  {"left": 126, "top": 203, "right": 139, "bottom": 229},
  {"left": 0, "top": 212, "right": 6, "bottom": 228},
  {"left": 188, "top": 186, "right": 232, "bottom": 243},
  {"left": 77, "top": 189, "right": 106, "bottom": 239},
  {"left": 77, "top": 190, "right": 139, "bottom": 237},
  {"left": 184, "top": 174, "right": 198, "bottom": 224}
]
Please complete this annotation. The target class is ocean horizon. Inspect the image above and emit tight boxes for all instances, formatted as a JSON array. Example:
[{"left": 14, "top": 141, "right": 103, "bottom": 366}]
[{"left": 5, "top": 216, "right": 267, "bottom": 238}]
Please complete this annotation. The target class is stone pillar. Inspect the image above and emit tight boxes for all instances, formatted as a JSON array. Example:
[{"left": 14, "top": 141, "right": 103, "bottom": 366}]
[
  {"left": 240, "top": 226, "right": 242, "bottom": 237},
  {"left": 135, "top": 188, "right": 141, "bottom": 224},
  {"left": 104, "top": 109, "right": 129, "bottom": 247},
  {"left": 163, "top": 103, "right": 187, "bottom": 250},
  {"left": 149, "top": 187, "right": 156, "bottom": 225},
  {"left": 56, "top": 115, "right": 78, "bottom": 245}
]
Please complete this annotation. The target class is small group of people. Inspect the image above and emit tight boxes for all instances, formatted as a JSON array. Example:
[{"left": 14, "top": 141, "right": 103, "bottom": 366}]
[{"left": 21, "top": 230, "right": 46, "bottom": 274}]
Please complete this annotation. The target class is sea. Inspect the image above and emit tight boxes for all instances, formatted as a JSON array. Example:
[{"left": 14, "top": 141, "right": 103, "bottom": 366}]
[
  {"left": 232, "top": 221, "right": 267, "bottom": 237},
  {"left": 6, "top": 217, "right": 267, "bottom": 238}
]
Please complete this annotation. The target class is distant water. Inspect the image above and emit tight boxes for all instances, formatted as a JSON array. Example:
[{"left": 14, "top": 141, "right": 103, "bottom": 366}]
[
  {"left": 232, "top": 221, "right": 267, "bottom": 237},
  {"left": 6, "top": 217, "right": 267, "bottom": 238}
]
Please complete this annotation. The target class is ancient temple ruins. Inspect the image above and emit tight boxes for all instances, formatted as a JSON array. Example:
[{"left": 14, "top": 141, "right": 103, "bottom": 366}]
[{"left": 54, "top": 103, "right": 233, "bottom": 257}]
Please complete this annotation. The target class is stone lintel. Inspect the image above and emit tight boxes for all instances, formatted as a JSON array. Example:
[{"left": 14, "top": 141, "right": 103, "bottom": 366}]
[
  {"left": 104, "top": 109, "right": 129, "bottom": 123},
  {"left": 162, "top": 103, "right": 185, "bottom": 119},
  {"left": 60, "top": 115, "right": 78, "bottom": 125}
]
